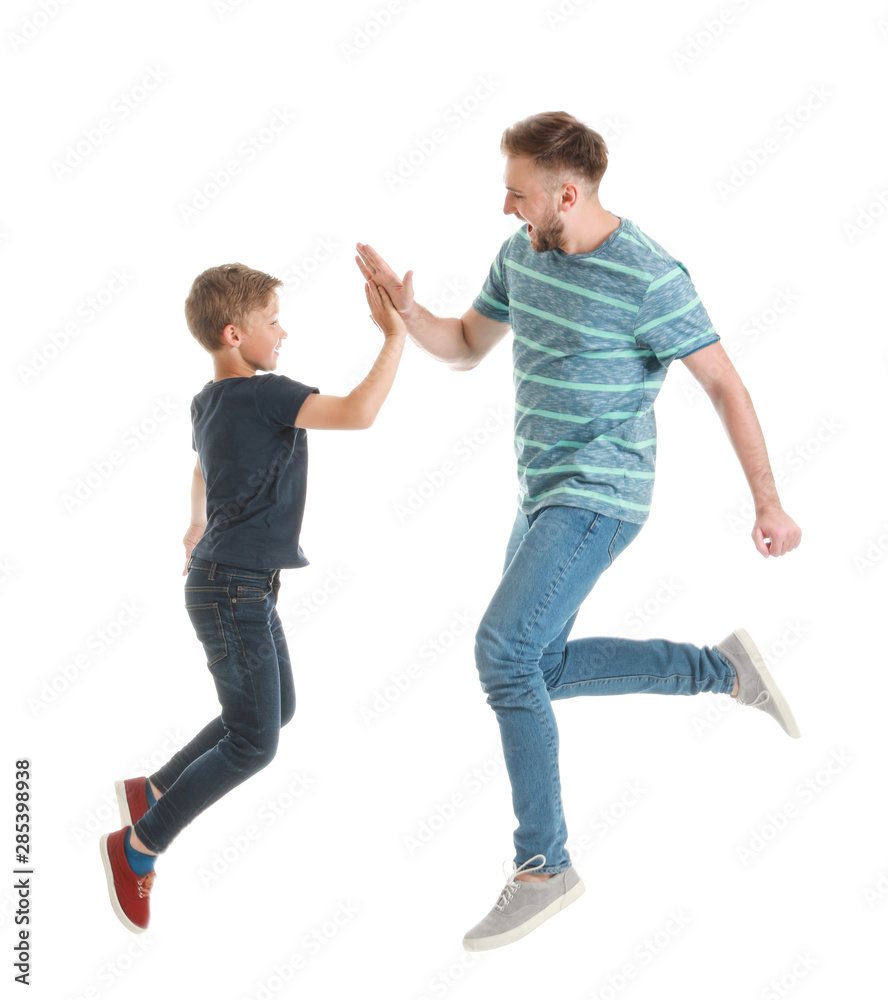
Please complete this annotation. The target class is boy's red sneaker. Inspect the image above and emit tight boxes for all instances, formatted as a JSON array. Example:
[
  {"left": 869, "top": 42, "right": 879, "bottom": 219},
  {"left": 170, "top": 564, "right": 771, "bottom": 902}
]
[
  {"left": 99, "top": 828, "right": 156, "bottom": 933},
  {"left": 115, "top": 778, "right": 150, "bottom": 828}
]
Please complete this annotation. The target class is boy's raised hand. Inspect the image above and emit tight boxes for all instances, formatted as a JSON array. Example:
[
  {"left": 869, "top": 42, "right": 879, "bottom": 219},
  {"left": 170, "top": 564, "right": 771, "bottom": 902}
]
[
  {"left": 365, "top": 278, "right": 407, "bottom": 339},
  {"left": 355, "top": 243, "right": 414, "bottom": 314}
]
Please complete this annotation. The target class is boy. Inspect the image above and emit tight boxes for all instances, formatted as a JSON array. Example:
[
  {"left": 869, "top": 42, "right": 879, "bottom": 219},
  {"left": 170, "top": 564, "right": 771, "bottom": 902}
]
[{"left": 100, "top": 263, "right": 406, "bottom": 933}]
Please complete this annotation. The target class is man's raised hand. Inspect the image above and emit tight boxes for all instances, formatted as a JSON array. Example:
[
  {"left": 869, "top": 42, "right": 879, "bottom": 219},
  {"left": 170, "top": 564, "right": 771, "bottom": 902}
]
[{"left": 355, "top": 243, "right": 414, "bottom": 314}]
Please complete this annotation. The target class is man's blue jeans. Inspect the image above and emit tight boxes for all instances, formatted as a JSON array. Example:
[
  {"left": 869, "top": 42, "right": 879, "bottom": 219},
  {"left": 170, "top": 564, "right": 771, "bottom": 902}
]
[
  {"left": 474, "top": 505, "right": 736, "bottom": 875},
  {"left": 134, "top": 556, "right": 294, "bottom": 854}
]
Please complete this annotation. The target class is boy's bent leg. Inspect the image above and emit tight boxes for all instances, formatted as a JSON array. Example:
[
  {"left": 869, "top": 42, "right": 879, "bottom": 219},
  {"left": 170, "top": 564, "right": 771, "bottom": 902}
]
[
  {"left": 134, "top": 570, "right": 286, "bottom": 854},
  {"left": 475, "top": 506, "right": 635, "bottom": 874}
]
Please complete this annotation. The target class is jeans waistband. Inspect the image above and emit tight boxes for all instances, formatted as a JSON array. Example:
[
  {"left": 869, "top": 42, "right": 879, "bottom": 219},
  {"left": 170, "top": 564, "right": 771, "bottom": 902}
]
[{"left": 186, "top": 555, "right": 279, "bottom": 581}]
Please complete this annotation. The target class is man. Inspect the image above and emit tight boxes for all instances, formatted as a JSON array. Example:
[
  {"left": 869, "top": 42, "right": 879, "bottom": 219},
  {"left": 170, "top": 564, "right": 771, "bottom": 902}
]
[{"left": 355, "top": 110, "right": 801, "bottom": 952}]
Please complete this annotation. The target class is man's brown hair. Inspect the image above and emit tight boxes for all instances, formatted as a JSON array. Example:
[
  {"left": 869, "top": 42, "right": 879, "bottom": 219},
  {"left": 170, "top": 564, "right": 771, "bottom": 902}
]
[
  {"left": 500, "top": 111, "right": 609, "bottom": 194},
  {"left": 184, "top": 263, "right": 282, "bottom": 353}
]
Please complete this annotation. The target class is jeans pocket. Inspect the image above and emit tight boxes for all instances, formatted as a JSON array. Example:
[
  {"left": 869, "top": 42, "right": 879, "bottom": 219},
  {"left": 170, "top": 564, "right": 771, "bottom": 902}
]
[
  {"left": 235, "top": 583, "right": 273, "bottom": 603},
  {"left": 185, "top": 601, "right": 228, "bottom": 666},
  {"left": 608, "top": 520, "right": 643, "bottom": 566}
]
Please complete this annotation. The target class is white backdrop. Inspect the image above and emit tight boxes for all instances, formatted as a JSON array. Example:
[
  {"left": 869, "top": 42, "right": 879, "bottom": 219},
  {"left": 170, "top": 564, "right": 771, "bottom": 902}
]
[{"left": 4, "top": 0, "right": 887, "bottom": 997}]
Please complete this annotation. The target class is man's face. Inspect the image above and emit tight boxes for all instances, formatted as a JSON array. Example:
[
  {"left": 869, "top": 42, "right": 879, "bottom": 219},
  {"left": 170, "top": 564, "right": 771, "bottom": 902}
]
[
  {"left": 503, "top": 155, "right": 565, "bottom": 253},
  {"left": 230, "top": 294, "right": 287, "bottom": 373}
]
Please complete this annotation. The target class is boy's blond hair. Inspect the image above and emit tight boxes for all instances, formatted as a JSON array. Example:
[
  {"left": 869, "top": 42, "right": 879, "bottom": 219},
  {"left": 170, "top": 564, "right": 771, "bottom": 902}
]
[{"left": 185, "top": 263, "right": 282, "bottom": 353}]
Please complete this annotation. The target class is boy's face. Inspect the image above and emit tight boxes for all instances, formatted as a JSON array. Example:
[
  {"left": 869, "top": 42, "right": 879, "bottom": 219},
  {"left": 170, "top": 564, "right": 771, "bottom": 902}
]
[{"left": 227, "top": 294, "right": 287, "bottom": 374}]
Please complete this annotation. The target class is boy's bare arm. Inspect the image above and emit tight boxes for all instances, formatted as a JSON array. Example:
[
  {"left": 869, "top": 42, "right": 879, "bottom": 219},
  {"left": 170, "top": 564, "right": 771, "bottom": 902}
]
[
  {"left": 355, "top": 243, "right": 509, "bottom": 371},
  {"left": 295, "top": 281, "right": 407, "bottom": 431},
  {"left": 182, "top": 459, "right": 207, "bottom": 575}
]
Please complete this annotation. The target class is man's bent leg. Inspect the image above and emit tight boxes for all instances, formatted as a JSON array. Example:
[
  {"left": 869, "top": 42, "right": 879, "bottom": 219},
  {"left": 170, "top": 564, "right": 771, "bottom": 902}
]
[{"left": 537, "top": 520, "right": 735, "bottom": 699}]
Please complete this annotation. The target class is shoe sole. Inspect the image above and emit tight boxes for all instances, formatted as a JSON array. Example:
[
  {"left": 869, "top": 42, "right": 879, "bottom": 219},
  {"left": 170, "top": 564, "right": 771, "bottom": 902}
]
[
  {"left": 733, "top": 627, "right": 801, "bottom": 739},
  {"left": 115, "top": 780, "right": 133, "bottom": 828},
  {"left": 99, "top": 833, "right": 147, "bottom": 935},
  {"left": 462, "top": 877, "right": 585, "bottom": 952}
]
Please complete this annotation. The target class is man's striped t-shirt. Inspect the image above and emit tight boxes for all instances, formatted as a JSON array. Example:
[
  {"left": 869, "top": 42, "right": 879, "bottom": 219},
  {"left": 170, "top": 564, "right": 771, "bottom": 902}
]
[{"left": 472, "top": 217, "right": 719, "bottom": 524}]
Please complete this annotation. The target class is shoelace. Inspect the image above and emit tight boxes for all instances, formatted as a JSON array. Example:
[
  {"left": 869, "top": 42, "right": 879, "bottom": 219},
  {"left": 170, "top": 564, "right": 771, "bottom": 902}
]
[
  {"left": 739, "top": 690, "right": 770, "bottom": 708},
  {"left": 136, "top": 871, "right": 156, "bottom": 899},
  {"left": 494, "top": 854, "right": 547, "bottom": 912}
]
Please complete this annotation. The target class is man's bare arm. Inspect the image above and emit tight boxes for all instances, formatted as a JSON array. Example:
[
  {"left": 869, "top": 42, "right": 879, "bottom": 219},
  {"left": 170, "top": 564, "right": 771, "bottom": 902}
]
[
  {"left": 682, "top": 341, "right": 801, "bottom": 558},
  {"left": 355, "top": 243, "right": 509, "bottom": 371}
]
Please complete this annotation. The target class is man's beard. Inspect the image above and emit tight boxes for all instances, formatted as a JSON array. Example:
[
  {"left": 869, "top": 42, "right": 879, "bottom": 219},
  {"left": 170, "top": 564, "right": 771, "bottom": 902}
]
[{"left": 528, "top": 205, "right": 564, "bottom": 253}]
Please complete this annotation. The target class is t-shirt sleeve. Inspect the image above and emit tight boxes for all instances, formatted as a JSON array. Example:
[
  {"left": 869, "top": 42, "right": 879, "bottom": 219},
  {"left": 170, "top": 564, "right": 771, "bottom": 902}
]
[
  {"left": 258, "top": 374, "right": 320, "bottom": 427},
  {"left": 633, "top": 262, "right": 719, "bottom": 366},
  {"left": 191, "top": 428, "right": 197, "bottom": 452},
  {"left": 471, "top": 236, "right": 512, "bottom": 323}
]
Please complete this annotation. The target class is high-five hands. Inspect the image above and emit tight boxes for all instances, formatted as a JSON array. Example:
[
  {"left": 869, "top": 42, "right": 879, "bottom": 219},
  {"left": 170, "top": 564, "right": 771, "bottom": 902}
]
[
  {"left": 365, "top": 278, "right": 407, "bottom": 339},
  {"left": 355, "top": 243, "right": 414, "bottom": 314}
]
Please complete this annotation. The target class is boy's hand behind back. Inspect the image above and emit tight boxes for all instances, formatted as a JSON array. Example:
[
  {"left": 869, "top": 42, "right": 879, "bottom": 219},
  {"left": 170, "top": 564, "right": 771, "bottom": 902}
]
[{"left": 366, "top": 279, "right": 407, "bottom": 339}]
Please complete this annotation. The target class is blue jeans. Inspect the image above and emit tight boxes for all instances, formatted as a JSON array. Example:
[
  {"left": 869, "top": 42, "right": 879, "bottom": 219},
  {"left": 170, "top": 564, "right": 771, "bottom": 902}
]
[
  {"left": 134, "top": 557, "right": 295, "bottom": 853},
  {"left": 474, "top": 505, "right": 736, "bottom": 874}
]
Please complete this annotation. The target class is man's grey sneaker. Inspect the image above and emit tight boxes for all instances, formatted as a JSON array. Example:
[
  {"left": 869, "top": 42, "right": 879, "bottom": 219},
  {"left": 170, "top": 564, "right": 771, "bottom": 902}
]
[
  {"left": 716, "top": 627, "right": 801, "bottom": 738},
  {"left": 462, "top": 854, "right": 585, "bottom": 952}
]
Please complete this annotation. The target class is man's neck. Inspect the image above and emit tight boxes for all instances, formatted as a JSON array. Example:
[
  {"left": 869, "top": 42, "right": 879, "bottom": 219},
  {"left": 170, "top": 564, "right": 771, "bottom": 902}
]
[{"left": 559, "top": 208, "right": 622, "bottom": 255}]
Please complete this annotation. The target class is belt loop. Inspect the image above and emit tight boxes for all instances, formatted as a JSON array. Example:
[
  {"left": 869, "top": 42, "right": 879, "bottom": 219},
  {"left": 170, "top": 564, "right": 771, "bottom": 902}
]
[{"left": 208, "top": 561, "right": 217, "bottom": 581}]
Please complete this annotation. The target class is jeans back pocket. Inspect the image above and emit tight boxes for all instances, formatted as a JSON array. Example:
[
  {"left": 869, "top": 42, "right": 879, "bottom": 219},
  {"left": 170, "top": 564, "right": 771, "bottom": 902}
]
[{"left": 185, "top": 601, "right": 228, "bottom": 666}]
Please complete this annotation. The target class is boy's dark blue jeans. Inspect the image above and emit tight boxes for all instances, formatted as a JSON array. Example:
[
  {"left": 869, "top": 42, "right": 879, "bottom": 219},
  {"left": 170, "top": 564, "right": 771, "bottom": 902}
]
[{"left": 134, "top": 556, "right": 294, "bottom": 854}]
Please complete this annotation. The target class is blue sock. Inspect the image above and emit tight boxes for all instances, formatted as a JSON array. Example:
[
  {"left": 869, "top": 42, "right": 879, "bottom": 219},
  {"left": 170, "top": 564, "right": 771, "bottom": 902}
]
[
  {"left": 144, "top": 779, "right": 157, "bottom": 808},
  {"left": 123, "top": 828, "right": 156, "bottom": 875}
]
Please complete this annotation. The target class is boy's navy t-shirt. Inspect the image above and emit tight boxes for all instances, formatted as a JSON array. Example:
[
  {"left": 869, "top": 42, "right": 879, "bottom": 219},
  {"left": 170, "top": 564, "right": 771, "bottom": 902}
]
[{"left": 189, "top": 373, "right": 319, "bottom": 572}]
